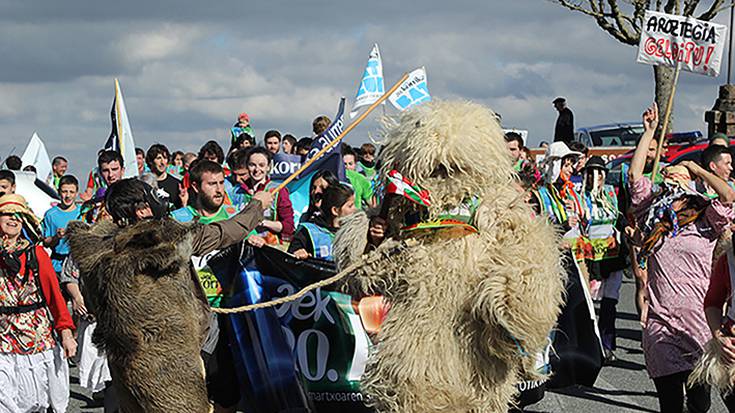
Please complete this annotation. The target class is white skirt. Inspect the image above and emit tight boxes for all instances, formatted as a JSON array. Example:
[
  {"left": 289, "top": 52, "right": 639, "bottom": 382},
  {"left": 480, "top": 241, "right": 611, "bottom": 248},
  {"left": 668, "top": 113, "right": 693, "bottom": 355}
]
[
  {"left": 0, "top": 344, "right": 70, "bottom": 413},
  {"left": 75, "top": 319, "right": 111, "bottom": 393}
]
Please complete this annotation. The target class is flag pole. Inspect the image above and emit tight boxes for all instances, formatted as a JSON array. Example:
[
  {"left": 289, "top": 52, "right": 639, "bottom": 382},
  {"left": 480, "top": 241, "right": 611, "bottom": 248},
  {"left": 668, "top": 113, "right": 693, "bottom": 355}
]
[
  {"left": 272, "top": 72, "right": 409, "bottom": 194},
  {"left": 650, "top": 65, "right": 681, "bottom": 181}
]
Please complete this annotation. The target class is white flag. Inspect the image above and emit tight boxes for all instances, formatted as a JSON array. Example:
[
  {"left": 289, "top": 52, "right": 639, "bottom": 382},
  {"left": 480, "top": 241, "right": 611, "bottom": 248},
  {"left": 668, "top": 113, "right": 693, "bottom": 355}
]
[
  {"left": 20, "top": 132, "right": 52, "bottom": 183},
  {"left": 388, "top": 67, "right": 431, "bottom": 111},
  {"left": 106, "top": 79, "right": 138, "bottom": 178},
  {"left": 350, "top": 44, "right": 384, "bottom": 119}
]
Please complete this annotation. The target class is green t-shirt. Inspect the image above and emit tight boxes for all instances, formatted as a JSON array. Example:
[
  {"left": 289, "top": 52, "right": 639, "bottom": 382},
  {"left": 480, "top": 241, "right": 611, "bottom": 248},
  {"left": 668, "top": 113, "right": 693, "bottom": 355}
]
[
  {"left": 174, "top": 205, "right": 237, "bottom": 307},
  {"left": 346, "top": 169, "right": 373, "bottom": 209},
  {"left": 191, "top": 205, "right": 234, "bottom": 224}
]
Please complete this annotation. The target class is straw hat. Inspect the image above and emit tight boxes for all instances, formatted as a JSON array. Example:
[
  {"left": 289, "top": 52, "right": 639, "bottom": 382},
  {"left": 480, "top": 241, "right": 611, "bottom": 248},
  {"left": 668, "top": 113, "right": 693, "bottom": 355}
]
[
  {"left": 0, "top": 193, "right": 40, "bottom": 228},
  {"left": 662, "top": 165, "right": 699, "bottom": 196}
]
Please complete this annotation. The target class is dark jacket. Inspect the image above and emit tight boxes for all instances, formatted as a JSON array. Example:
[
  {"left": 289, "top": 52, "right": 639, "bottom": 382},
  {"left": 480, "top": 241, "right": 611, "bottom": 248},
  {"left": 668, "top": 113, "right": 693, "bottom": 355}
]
[{"left": 554, "top": 107, "right": 574, "bottom": 143}]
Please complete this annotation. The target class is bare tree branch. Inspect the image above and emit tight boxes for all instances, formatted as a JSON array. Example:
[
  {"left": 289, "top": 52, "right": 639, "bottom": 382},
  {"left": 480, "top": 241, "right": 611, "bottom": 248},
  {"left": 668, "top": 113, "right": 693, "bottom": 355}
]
[
  {"left": 548, "top": 0, "right": 603, "bottom": 17},
  {"left": 683, "top": 0, "right": 699, "bottom": 15},
  {"left": 698, "top": 0, "right": 726, "bottom": 20},
  {"left": 608, "top": 0, "right": 638, "bottom": 43}
]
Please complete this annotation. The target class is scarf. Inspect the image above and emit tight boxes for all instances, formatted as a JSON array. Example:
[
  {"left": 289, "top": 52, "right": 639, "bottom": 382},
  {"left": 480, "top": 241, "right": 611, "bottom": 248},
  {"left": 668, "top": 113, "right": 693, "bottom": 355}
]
[{"left": 638, "top": 189, "right": 708, "bottom": 268}]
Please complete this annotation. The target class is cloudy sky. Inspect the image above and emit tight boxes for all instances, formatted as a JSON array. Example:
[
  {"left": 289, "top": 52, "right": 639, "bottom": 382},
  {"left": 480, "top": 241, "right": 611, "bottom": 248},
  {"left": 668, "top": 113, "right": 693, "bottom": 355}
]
[{"left": 0, "top": 0, "right": 731, "bottom": 178}]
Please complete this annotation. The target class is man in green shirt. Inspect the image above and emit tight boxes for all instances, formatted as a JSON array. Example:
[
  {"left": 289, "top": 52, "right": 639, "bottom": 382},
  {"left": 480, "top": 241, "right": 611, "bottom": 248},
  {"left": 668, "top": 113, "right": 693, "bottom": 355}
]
[
  {"left": 343, "top": 148, "right": 374, "bottom": 209},
  {"left": 171, "top": 160, "right": 242, "bottom": 303}
]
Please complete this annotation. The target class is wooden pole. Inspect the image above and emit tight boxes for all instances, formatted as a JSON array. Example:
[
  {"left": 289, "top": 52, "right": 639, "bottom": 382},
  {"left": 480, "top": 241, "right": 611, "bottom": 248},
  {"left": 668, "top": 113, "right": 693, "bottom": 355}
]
[
  {"left": 650, "top": 65, "right": 681, "bottom": 181},
  {"left": 271, "top": 72, "right": 409, "bottom": 194},
  {"left": 729, "top": 2, "right": 734, "bottom": 84}
]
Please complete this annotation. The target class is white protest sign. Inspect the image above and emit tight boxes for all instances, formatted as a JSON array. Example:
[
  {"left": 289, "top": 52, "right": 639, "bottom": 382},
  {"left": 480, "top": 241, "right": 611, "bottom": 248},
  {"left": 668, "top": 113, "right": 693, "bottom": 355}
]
[
  {"left": 637, "top": 10, "right": 727, "bottom": 77},
  {"left": 388, "top": 67, "right": 431, "bottom": 111}
]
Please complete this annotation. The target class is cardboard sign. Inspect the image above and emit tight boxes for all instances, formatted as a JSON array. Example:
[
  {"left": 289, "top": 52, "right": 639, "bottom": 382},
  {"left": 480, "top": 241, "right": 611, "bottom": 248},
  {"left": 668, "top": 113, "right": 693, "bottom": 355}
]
[{"left": 637, "top": 10, "right": 727, "bottom": 77}]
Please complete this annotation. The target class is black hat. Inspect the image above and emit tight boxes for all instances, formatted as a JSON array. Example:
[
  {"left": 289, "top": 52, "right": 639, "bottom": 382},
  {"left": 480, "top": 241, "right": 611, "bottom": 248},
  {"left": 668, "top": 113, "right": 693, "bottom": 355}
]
[
  {"left": 552, "top": 97, "right": 566, "bottom": 104},
  {"left": 583, "top": 156, "right": 607, "bottom": 172}
]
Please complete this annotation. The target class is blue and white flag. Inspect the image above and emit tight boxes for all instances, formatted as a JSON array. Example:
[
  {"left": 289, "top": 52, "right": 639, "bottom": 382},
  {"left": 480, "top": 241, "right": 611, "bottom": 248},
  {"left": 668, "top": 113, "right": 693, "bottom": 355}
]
[
  {"left": 350, "top": 44, "right": 384, "bottom": 119},
  {"left": 307, "top": 97, "right": 345, "bottom": 161},
  {"left": 104, "top": 79, "right": 138, "bottom": 178},
  {"left": 388, "top": 67, "right": 431, "bottom": 111}
]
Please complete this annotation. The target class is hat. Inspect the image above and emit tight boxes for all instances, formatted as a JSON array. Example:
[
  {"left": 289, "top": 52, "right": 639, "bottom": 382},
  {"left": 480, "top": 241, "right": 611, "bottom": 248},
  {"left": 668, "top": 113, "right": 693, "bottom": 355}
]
[
  {"left": 583, "top": 156, "right": 607, "bottom": 173},
  {"left": 552, "top": 97, "right": 566, "bottom": 104},
  {"left": 0, "top": 193, "right": 40, "bottom": 229},
  {"left": 542, "top": 142, "right": 582, "bottom": 184},
  {"left": 545, "top": 141, "right": 582, "bottom": 160},
  {"left": 238, "top": 112, "right": 250, "bottom": 122},
  {"left": 662, "top": 165, "right": 698, "bottom": 195}
]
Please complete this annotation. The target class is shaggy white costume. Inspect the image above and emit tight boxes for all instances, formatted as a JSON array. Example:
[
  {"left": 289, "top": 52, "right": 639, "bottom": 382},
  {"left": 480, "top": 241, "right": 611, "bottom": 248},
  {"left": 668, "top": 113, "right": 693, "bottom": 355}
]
[
  {"left": 690, "top": 235, "right": 735, "bottom": 394},
  {"left": 333, "top": 100, "right": 566, "bottom": 413}
]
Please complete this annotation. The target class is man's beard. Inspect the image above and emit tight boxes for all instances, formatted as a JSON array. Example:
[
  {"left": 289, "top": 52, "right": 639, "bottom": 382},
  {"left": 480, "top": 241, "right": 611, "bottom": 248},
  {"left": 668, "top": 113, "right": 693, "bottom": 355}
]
[{"left": 200, "top": 194, "right": 223, "bottom": 213}]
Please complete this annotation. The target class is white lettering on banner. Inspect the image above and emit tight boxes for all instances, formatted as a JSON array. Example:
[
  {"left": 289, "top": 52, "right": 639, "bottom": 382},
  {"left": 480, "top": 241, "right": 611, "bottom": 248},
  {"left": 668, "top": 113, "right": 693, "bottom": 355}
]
[
  {"left": 192, "top": 250, "right": 220, "bottom": 271},
  {"left": 636, "top": 10, "right": 727, "bottom": 77},
  {"left": 275, "top": 283, "right": 369, "bottom": 385},
  {"left": 275, "top": 285, "right": 335, "bottom": 324},
  {"left": 297, "top": 329, "right": 331, "bottom": 381},
  {"left": 272, "top": 159, "right": 300, "bottom": 176}
]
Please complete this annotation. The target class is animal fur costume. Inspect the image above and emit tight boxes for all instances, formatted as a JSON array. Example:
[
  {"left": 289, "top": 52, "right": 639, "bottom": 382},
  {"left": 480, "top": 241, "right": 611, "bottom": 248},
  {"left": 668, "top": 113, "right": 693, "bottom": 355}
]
[
  {"left": 333, "top": 100, "right": 566, "bottom": 413},
  {"left": 66, "top": 202, "right": 263, "bottom": 413}
]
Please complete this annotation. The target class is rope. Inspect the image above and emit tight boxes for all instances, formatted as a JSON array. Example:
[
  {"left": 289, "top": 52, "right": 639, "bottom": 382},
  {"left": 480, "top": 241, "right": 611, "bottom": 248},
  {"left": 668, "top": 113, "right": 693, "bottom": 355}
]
[{"left": 210, "top": 255, "right": 367, "bottom": 314}]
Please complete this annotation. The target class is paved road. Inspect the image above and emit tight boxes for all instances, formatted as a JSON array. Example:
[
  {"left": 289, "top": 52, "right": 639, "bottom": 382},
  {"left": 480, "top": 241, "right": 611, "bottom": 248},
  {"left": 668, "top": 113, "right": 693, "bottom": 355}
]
[
  {"left": 68, "top": 278, "right": 729, "bottom": 412},
  {"left": 529, "top": 278, "right": 728, "bottom": 413}
]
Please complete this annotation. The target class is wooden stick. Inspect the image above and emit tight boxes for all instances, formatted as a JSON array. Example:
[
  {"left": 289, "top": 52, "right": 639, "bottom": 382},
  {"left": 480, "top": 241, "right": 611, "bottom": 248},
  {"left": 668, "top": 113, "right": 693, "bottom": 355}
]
[
  {"left": 271, "top": 72, "right": 410, "bottom": 194},
  {"left": 650, "top": 65, "right": 681, "bottom": 181}
]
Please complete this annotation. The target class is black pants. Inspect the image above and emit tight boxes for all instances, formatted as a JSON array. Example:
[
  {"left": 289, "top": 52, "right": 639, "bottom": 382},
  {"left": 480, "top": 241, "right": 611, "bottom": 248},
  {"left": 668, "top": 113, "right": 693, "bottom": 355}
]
[{"left": 653, "top": 370, "right": 710, "bottom": 413}]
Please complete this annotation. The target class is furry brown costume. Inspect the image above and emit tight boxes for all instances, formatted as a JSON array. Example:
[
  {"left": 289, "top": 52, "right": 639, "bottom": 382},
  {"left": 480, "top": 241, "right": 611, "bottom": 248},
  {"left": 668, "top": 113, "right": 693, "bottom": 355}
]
[
  {"left": 333, "top": 100, "right": 566, "bottom": 412},
  {"left": 67, "top": 219, "right": 212, "bottom": 413}
]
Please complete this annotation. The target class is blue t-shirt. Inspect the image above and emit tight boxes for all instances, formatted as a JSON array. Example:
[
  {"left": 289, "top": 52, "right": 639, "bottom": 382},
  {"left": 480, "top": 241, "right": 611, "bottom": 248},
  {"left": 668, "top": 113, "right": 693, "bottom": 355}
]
[{"left": 42, "top": 205, "right": 80, "bottom": 273}]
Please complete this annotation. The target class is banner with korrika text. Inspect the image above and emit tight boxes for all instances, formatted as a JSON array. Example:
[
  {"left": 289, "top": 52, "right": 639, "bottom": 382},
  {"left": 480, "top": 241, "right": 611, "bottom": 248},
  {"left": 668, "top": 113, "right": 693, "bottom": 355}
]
[{"left": 636, "top": 10, "right": 727, "bottom": 77}]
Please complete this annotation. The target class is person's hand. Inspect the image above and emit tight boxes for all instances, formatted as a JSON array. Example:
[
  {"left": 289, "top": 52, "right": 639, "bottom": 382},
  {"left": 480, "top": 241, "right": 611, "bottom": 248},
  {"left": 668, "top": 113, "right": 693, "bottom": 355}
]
[
  {"left": 642, "top": 102, "right": 659, "bottom": 132},
  {"left": 368, "top": 217, "right": 387, "bottom": 246},
  {"left": 60, "top": 329, "right": 77, "bottom": 359},
  {"left": 293, "top": 249, "right": 310, "bottom": 260},
  {"left": 640, "top": 302, "right": 649, "bottom": 328},
  {"left": 253, "top": 191, "right": 274, "bottom": 210},
  {"left": 178, "top": 183, "right": 189, "bottom": 207},
  {"left": 72, "top": 295, "right": 88, "bottom": 317},
  {"left": 715, "top": 330, "right": 735, "bottom": 364},
  {"left": 679, "top": 160, "right": 703, "bottom": 178},
  {"left": 247, "top": 235, "right": 266, "bottom": 248}
]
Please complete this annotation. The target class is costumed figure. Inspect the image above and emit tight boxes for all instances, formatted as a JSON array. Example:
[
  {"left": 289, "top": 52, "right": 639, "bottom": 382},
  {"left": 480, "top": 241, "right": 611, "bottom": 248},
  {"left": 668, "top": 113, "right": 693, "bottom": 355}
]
[
  {"left": 0, "top": 193, "right": 76, "bottom": 413},
  {"left": 533, "top": 142, "right": 603, "bottom": 388},
  {"left": 332, "top": 100, "right": 566, "bottom": 413},
  {"left": 67, "top": 178, "right": 271, "bottom": 413},
  {"left": 578, "top": 156, "right": 627, "bottom": 363},
  {"left": 60, "top": 189, "right": 113, "bottom": 405}
]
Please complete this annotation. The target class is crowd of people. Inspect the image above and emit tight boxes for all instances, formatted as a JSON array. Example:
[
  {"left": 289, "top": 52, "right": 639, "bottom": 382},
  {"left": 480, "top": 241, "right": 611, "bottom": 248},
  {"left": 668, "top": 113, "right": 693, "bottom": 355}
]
[{"left": 3, "top": 99, "right": 735, "bottom": 413}]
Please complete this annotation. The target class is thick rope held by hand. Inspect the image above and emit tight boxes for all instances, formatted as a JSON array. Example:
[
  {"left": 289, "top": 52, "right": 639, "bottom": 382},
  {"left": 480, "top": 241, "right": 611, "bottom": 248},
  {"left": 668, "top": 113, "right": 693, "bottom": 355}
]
[{"left": 211, "top": 256, "right": 364, "bottom": 314}]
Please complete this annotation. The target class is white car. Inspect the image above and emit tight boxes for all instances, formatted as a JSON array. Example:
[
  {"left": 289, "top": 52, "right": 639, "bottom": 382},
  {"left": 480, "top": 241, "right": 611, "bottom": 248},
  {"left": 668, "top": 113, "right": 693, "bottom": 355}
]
[{"left": 13, "top": 170, "right": 60, "bottom": 219}]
